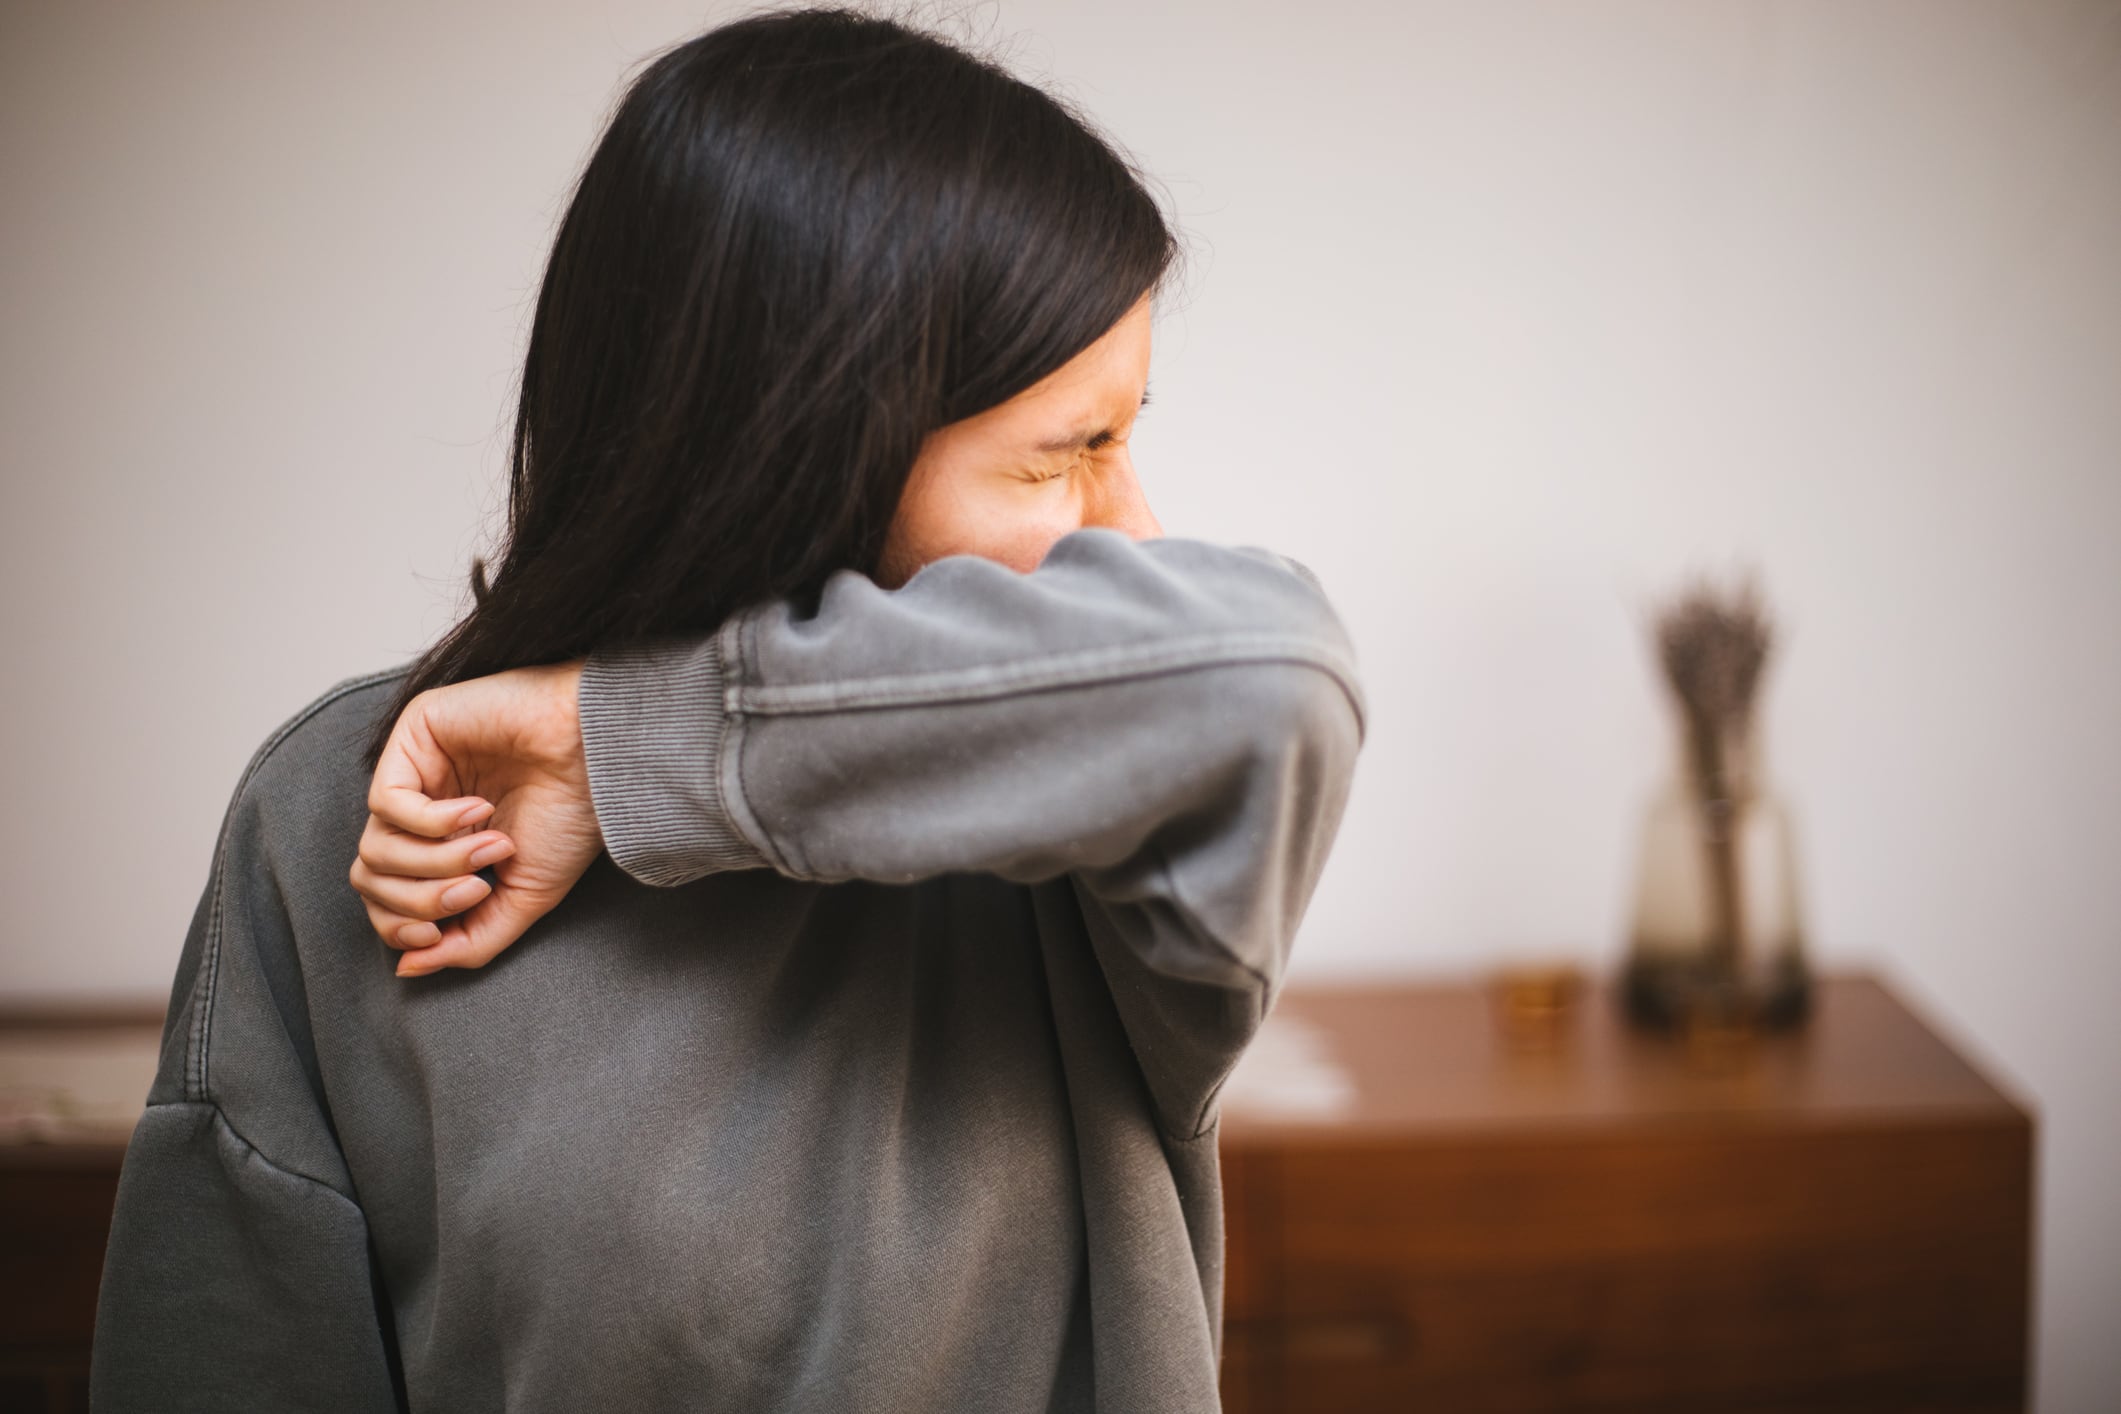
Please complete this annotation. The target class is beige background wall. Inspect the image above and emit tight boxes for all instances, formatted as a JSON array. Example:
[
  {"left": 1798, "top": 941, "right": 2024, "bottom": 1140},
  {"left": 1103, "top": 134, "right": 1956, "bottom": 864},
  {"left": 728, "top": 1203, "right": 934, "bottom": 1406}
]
[{"left": 4, "top": 1, "right": 2116, "bottom": 1406}]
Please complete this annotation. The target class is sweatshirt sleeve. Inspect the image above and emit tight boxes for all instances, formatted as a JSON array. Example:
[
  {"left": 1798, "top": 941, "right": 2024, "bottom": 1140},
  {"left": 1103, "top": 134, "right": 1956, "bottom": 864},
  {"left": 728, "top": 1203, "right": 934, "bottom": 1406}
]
[
  {"left": 576, "top": 526, "right": 1366, "bottom": 1138},
  {"left": 92, "top": 730, "right": 403, "bottom": 1412}
]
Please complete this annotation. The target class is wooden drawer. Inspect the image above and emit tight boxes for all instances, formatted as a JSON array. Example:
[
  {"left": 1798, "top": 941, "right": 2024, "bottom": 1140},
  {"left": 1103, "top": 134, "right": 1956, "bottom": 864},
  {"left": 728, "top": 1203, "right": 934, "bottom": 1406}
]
[{"left": 1219, "top": 975, "right": 2034, "bottom": 1413}]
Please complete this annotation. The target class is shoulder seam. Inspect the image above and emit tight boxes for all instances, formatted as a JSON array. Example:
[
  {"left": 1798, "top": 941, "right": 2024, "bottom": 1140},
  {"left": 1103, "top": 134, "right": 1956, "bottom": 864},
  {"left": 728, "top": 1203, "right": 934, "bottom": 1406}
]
[
  {"left": 143, "top": 1098, "right": 363, "bottom": 1204},
  {"left": 189, "top": 664, "right": 412, "bottom": 1104}
]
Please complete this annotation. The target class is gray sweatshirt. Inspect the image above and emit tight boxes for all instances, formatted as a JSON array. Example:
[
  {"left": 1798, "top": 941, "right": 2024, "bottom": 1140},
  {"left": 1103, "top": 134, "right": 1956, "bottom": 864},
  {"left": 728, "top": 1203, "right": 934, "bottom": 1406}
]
[{"left": 89, "top": 526, "right": 1366, "bottom": 1413}]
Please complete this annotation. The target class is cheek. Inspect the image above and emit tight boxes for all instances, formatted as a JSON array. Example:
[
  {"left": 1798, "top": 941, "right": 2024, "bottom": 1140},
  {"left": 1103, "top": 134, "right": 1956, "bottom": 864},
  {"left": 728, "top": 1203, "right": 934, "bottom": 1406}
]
[
  {"left": 889, "top": 472, "right": 1085, "bottom": 576},
  {"left": 988, "top": 505, "right": 1084, "bottom": 573}
]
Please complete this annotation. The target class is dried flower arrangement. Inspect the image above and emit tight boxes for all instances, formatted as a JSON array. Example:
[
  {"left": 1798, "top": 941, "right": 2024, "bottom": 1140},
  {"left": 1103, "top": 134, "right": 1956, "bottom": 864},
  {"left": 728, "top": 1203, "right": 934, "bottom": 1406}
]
[{"left": 1655, "top": 576, "right": 1775, "bottom": 971}]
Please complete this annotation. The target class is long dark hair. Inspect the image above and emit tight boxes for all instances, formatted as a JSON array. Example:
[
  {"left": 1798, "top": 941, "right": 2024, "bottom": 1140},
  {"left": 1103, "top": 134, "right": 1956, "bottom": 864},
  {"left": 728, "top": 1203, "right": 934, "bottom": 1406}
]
[{"left": 359, "top": 3, "right": 1183, "bottom": 771}]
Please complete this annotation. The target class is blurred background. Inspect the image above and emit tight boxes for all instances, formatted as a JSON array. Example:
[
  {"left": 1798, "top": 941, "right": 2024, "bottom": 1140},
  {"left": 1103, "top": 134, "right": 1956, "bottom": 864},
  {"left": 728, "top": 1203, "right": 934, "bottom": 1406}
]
[{"left": 2, "top": 0, "right": 2115, "bottom": 1408}]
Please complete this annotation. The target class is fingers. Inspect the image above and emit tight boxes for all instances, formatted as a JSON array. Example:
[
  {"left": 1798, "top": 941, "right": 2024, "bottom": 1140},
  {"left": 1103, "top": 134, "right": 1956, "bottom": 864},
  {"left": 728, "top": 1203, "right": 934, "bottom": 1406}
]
[
  {"left": 351, "top": 854, "right": 497, "bottom": 935},
  {"left": 369, "top": 782, "right": 494, "bottom": 840},
  {"left": 359, "top": 813, "right": 515, "bottom": 879},
  {"left": 366, "top": 697, "right": 495, "bottom": 838},
  {"left": 349, "top": 810, "right": 518, "bottom": 951},
  {"left": 360, "top": 892, "right": 443, "bottom": 952},
  {"left": 366, "top": 776, "right": 493, "bottom": 841},
  {"left": 394, "top": 888, "right": 542, "bottom": 978}
]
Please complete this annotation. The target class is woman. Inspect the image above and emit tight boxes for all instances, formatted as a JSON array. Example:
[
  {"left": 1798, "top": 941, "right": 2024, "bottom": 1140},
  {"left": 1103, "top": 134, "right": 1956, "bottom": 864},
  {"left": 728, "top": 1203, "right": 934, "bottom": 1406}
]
[{"left": 91, "top": 7, "right": 1365, "bottom": 1412}]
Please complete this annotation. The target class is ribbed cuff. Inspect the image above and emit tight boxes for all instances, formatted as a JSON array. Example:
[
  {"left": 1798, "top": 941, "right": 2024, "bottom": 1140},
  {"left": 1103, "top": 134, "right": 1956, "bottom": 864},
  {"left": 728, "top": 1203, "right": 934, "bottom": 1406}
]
[{"left": 577, "top": 629, "right": 769, "bottom": 887}]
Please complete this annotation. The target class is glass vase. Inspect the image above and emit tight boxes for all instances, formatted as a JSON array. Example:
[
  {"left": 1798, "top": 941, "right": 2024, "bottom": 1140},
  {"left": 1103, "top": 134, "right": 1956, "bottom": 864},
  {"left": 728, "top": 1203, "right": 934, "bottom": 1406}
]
[{"left": 1620, "top": 721, "right": 1811, "bottom": 1031}]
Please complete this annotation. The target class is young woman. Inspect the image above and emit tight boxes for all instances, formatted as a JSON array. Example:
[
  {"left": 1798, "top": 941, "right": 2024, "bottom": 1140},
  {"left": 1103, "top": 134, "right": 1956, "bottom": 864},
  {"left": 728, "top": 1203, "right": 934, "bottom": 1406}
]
[{"left": 91, "top": 7, "right": 1365, "bottom": 1412}]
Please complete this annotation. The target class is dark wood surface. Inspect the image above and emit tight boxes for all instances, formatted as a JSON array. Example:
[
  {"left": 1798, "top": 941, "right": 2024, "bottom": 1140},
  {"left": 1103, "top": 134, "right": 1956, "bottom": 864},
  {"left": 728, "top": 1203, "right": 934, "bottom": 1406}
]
[
  {"left": 0, "top": 1003, "right": 161, "bottom": 1414},
  {"left": 1216, "top": 972, "right": 2034, "bottom": 1414}
]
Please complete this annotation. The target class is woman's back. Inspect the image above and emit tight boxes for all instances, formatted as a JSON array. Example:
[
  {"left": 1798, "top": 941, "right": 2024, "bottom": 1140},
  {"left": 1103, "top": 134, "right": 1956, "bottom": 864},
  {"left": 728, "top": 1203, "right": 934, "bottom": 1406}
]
[
  {"left": 167, "top": 671, "right": 1094, "bottom": 1407},
  {"left": 91, "top": 529, "right": 1365, "bottom": 1413}
]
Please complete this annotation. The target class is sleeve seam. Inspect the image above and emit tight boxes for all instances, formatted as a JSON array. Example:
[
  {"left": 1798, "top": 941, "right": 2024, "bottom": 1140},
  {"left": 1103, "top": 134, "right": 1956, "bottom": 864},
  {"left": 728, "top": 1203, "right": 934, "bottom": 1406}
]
[
  {"left": 1071, "top": 851, "right": 1272, "bottom": 1147},
  {"left": 1148, "top": 835, "right": 1271, "bottom": 1144},
  {"left": 724, "top": 609, "right": 801, "bottom": 879},
  {"left": 726, "top": 707, "right": 804, "bottom": 878},
  {"left": 726, "top": 630, "right": 1366, "bottom": 739}
]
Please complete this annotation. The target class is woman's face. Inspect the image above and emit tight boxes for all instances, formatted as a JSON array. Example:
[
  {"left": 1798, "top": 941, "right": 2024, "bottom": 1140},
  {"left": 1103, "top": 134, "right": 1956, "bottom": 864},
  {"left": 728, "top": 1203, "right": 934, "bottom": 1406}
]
[{"left": 876, "top": 293, "right": 1161, "bottom": 588}]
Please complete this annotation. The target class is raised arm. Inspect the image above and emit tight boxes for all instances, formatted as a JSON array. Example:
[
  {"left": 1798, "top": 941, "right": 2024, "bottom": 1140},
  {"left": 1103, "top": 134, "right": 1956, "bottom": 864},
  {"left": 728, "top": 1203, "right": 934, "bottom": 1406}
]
[
  {"left": 577, "top": 526, "right": 1365, "bottom": 1132},
  {"left": 590, "top": 529, "right": 1356, "bottom": 889}
]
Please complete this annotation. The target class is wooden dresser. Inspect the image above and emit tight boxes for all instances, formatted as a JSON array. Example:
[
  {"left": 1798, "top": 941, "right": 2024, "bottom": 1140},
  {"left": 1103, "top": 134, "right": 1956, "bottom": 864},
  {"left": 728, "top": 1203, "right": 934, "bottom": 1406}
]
[
  {"left": 0, "top": 1006, "right": 163, "bottom": 1413},
  {"left": 1215, "top": 971, "right": 2034, "bottom": 1413}
]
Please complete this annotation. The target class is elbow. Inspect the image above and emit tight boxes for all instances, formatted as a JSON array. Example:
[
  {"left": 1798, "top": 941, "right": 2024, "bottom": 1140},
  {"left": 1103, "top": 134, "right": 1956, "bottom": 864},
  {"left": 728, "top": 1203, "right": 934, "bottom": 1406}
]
[
  {"left": 1254, "top": 572, "right": 1368, "bottom": 753},
  {"left": 1248, "top": 657, "right": 1365, "bottom": 836},
  {"left": 1237, "top": 605, "right": 1368, "bottom": 770},
  {"left": 1241, "top": 654, "right": 1366, "bottom": 926}
]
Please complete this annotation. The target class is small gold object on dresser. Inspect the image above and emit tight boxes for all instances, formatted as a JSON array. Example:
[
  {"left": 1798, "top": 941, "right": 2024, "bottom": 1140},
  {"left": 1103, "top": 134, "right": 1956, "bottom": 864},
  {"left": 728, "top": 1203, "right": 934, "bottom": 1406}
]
[{"left": 1486, "top": 961, "right": 1585, "bottom": 1052}]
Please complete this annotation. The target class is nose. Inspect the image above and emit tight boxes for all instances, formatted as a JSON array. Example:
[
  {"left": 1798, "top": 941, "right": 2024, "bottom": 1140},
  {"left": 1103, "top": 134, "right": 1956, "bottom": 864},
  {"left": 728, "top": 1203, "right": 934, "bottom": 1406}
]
[{"left": 1091, "top": 454, "right": 1163, "bottom": 540}]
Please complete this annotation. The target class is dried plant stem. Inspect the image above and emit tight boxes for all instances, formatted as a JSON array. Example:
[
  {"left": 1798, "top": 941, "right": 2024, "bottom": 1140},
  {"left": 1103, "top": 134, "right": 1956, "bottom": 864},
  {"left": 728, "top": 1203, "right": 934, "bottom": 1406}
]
[
  {"left": 1654, "top": 575, "right": 1774, "bottom": 984},
  {"left": 1684, "top": 713, "right": 1745, "bottom": 972}
]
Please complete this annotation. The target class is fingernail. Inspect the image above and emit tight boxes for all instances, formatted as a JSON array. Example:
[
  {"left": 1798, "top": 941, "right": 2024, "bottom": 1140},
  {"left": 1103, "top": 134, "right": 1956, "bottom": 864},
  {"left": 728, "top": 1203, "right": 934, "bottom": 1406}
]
[
  {"left": 456, "top": 800, "right": 491, "bottom": 826},
  {"left": 466, "top": 838, "right": 513, "bottom": 869},
  {"left": 440, "top": 877, "right": 491, "bottom": 912},
  {"left": 397, "top": 957, "right": 437, "bottom": 978},
  {"left": 396, "top": 921, "right": 441, "bottom": 949}
]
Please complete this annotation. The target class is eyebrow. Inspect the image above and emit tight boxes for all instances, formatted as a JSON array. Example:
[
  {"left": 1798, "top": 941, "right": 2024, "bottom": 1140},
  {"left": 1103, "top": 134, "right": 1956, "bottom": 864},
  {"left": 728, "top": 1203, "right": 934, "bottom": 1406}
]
[{"left": 1033, "top": 382, "right": 1152, "bottom": 453}]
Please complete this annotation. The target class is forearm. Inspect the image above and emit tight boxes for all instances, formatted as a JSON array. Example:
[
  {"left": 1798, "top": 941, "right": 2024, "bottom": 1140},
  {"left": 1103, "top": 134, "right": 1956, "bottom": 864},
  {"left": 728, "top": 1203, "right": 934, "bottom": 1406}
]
[{"left": 578, "top": 526, "right": 1365, "bottom": 898}]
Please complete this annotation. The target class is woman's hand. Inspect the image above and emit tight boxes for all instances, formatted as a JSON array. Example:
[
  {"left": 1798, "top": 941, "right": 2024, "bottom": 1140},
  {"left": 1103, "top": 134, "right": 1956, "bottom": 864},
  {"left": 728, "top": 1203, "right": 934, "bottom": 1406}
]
[{"left": 350, "top": 660, "right": 604, "bottom": 977}]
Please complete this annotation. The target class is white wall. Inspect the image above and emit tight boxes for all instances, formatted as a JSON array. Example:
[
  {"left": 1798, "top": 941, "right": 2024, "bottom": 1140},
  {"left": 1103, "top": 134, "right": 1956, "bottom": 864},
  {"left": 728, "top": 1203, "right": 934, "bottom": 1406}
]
[{"left": 3, "top": 1, "right": 2115, "bottom": 1406}]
